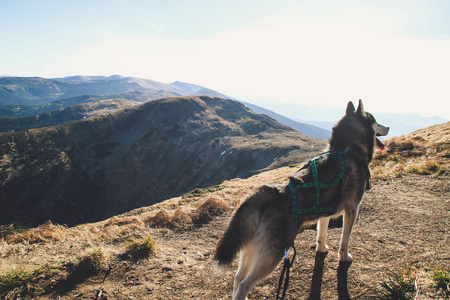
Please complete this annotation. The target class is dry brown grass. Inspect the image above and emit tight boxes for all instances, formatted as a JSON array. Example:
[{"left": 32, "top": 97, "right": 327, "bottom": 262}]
[
  {"left": 192, "top": 197, "right": 230, "bottom": 225},
  {"left": 103, "top": 216, "right": 144, "bottom": 228},
  {"left": 371, "top": 122, "right": 449, "bottom": 179},
  {"left": 145, "top": 209, "right": 180, "bottom": 229},
  {"left": 3, "top": 220, "right": 75, "bottom": 244},
  {"left": 120, "top": 236, "right": 157, "bottom": 261},
  {"left": 2, "top": 216, "right": 149, "bottom": 246},
  {"left": 144, "top": 197, "right": 231, "bottom": 229}
]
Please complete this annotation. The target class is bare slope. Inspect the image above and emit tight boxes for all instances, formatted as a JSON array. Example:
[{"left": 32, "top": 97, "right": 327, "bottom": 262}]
[
  {"left": 0, "top": 96, "right": 325, "bottom": 226},
  {"left": 0, "top": 122, "right": 449, "bottom": 299}
]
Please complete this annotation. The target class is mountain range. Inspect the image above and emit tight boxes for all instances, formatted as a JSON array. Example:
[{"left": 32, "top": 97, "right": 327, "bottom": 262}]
[
  {"left": 0, "top": 76, "right": 182, "bottom": 105},
  {"left": 2, "top": 76, "right": 445, "bottom": 139},
  {"left": 0, "top": 76, "right": 330, "bottom": 139}
]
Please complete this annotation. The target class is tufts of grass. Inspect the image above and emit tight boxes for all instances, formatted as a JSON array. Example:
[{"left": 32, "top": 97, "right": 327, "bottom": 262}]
[
  {"left": 0, "top": 223, "right": 30, "bottom": 240},
  {"left": 145, "top": 208, "right": 194, "bottom": 230},
  {"left": 145, "top": 209, "right": 180, "bottom": 229},
  {"left": 371, "top": 134, "right": 449, "bottom": 180},
  {"left": 56, "top": 248, "right": 107, "bottom": 290},
  {"left": 404, "top": 158, "right": 446, "bottom": 175},
  {"left": 0, "top": 263, "right": 60, "bottom": 298},
  {"left": 71, "top": 248, "right": 105, "bottom": 277},
  {"left": 121, "top": 236, "right": 156, "bottom": 261},
  {"left": 0, "top": 267, "right": 33, "bottom": 296},
  {"left": 145, "top": 196, "right": 230, "bottom": 230},
  {"left": 181, "top": 184, "right": 224, "bottom": 199},
  {"left": 169, "top": 208, "right": 193, "bottom": 229},
  {"left": 430, "top": 266, "right": 450, "bottom": 296},
  {"left": 3, "top": 220, "right": 70, "bottom": 244},
  {"left": 145, "top": 197, "right": 230, "bottom": 230},
  {"left": 375, "top": 269, "right": 417, "bottom": 300},
  {"left": 34, "top": 263, "right": 60, "bottom": 279},
  {"left": 103, "top": 216, "right": 144, "bottom": 228},
  {"left": 192, "top": 197, "right": 230, "bottom": 225}
]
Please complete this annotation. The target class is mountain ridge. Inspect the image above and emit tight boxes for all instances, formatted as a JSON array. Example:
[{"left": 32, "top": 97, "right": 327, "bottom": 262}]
[
  {"left": 0, "top": 98, "right": 138, "bottom": 132},
  {"left": 0, "top": 96, "right": 326, "bottom": 226},
  {"left": 0, "top": 76, "right": 204, "bottom": 106},
  {"left": 0, "top": 76, "right": 330, "bottom": 139}
]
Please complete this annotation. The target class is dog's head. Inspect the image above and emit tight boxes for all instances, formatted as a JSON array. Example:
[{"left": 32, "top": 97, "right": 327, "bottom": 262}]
[
  {"left": 346, "top": 100, "right": 389, "bottom": 150},
  {"left": 330, "top": 100, "right": 389, "bottom": 161}
]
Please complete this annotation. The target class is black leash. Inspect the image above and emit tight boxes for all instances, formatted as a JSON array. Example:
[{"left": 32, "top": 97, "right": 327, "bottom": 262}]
[{"left": 276, "top": 242, "right": 297, "bottom": 300}]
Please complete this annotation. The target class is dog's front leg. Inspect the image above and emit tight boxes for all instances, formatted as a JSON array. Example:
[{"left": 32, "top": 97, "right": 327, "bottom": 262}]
[
  {"left": 316, "top": 216, "right": 330, "bottom": 253},
  {"left": 339, "top": 207, "right": 358, "bottom": 262}
]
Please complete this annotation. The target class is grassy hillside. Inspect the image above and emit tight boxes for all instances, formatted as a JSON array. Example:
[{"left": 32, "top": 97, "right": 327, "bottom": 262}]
[
  {"left": 371, "top": 121, "right": 450, "bottom": 178},
  {"left": 0, "top": 96, "right": 325, "bottom": 226},
  {"left": 0, "top": 122, "right": 448, "bottom": 299}
]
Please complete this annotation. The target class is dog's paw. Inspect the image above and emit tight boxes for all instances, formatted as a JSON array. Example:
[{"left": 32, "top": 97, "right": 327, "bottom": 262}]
[
  {"left": 316, "top": 243, "right": 329, "bottom": 253},
  {"left": 338, "top": 250, "right": 353, "bottom": 262}
]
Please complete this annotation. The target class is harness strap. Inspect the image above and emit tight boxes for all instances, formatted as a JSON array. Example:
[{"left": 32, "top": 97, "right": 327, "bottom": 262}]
[
  {"left": 311, "top": 158, "right": 321, "bottom": 208},
  {"left": 289, "top": 151, "right": 346, "bottom": 216}
]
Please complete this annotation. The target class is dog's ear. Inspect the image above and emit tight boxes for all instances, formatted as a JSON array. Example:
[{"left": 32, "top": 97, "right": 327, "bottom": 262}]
[
  {"left": 346, "top": 101, "right": 355, "bottom": 115},
  {"left": 356, "top": 99, "right": 366, "bottom": 116}
]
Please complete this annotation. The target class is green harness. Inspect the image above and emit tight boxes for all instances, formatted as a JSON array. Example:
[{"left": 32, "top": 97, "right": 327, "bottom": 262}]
[{"left": 288, "top": 151, "right": 346, "bottom": 217}]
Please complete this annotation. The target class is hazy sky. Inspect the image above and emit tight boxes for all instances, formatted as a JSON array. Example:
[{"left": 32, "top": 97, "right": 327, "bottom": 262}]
[{"left": 1, "top": 0, "right": 450, "bottom": 119}]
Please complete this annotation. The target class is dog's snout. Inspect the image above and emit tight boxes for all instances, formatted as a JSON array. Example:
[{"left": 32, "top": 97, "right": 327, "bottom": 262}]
[{"left": 376, "top": 124, "right": 389, "bottom": 136}]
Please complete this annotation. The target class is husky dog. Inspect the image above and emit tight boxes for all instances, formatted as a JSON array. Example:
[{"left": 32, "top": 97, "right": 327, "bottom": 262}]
[{"left": 214, "top": 100, "right": 389, "bottom": 300}]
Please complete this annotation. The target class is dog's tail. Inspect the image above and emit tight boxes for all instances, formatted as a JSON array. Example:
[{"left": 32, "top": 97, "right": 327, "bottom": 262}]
[
  {"left": 213, "top": 201, "right": 257, "bottom": 268},
  {"left": 214, "top": 185, "right": 278, "bottom": 268}
]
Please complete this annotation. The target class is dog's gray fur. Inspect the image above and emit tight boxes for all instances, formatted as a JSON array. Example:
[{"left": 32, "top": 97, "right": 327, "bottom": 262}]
[{"left": 214, "top": 100, "right": 389, "bottom": 300}]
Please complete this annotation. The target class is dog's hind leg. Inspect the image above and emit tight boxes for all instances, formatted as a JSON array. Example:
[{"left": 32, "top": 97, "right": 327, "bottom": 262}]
[
  {"left": 233, "top": 254, "right": 279, "bottom": 300},
  {"left": 316, "top": 216, "right": 330, "bottom": 253},
  {"left": 233, "top": 244, "right": 256, "bottom": 299},
  {"left": 339, "top": 207, "right": 359, "bottom": 262}
]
